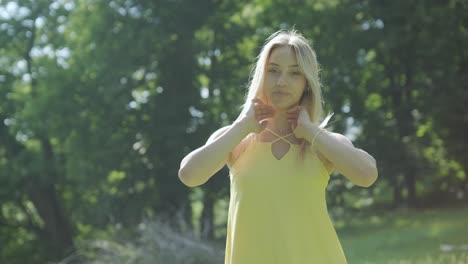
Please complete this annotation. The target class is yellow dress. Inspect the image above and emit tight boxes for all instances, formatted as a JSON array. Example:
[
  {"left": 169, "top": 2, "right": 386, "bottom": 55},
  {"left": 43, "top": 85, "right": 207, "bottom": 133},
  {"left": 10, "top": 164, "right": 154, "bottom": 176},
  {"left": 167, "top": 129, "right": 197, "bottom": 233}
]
[{"left": 224, "top": 129, "right": 347, "bottom": 264}]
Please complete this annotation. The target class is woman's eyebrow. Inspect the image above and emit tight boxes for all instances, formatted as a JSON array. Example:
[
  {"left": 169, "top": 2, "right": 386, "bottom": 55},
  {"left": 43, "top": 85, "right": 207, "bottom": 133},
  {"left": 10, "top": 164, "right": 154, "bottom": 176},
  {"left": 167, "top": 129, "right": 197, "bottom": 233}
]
[{"left": 269, "top": 62, "right": 300, "bottom": 67}]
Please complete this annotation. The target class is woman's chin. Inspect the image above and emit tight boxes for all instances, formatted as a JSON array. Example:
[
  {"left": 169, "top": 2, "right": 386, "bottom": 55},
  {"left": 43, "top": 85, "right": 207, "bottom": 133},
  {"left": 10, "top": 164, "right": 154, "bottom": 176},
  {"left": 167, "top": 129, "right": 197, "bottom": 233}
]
[{"left": 271, "top": 102, "right": 294, "bottom": 110}]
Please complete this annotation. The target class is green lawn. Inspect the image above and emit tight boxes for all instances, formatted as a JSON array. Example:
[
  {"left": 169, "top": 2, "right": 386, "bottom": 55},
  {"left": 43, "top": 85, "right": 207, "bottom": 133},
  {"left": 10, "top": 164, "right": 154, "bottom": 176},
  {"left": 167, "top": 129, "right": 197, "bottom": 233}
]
[
  {"left": 67, "top": 205, "right": 468, "bottom": 264},
  {"left": 336, "top": 206, "right": 468, "bottom": 264}
]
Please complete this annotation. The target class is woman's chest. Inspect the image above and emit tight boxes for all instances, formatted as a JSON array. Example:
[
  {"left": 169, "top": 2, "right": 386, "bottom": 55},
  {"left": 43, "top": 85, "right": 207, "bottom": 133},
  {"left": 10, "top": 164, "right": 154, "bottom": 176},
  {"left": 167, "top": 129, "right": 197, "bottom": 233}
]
[{"left": 229, "top": 144, "right": 329, "bottom": 192}]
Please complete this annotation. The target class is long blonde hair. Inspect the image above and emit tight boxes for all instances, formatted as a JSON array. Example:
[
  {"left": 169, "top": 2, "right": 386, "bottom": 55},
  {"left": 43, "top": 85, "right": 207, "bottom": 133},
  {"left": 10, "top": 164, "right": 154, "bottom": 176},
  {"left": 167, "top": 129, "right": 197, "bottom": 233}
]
[{"left": 240, "top": 30, "right": 325, "bottom": 160}]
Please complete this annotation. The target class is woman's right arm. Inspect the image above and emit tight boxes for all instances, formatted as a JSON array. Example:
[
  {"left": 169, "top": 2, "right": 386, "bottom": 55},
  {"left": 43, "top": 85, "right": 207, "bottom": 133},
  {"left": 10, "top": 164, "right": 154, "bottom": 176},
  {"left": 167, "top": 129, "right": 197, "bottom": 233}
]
[
  {"left": 178, "top": 98, "right": 275, "bottom": 187},
  {"left": 178, "top": 119, "right": 253, "bottom": 187}
]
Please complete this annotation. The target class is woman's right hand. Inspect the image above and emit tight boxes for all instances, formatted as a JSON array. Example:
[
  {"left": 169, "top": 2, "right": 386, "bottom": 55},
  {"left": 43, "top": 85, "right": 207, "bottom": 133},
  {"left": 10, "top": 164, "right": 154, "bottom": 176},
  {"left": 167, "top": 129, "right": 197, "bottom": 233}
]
[{"left": 238, "top": 98, "right": 275, "bottom": 134}]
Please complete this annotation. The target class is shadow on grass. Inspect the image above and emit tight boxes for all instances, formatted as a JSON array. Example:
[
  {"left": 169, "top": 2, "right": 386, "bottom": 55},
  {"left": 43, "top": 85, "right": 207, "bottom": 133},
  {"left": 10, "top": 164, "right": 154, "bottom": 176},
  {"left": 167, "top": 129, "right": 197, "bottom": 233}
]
[{"left": 58, "top": 218, "right": 224, "bottom": 264}]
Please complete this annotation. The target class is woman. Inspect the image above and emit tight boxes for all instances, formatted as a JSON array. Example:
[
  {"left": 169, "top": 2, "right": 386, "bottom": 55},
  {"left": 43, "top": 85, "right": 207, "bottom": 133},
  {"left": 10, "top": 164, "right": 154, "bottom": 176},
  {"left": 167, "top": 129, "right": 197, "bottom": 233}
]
[{"left": 178, "top": 30, "right": 378, "bottom": 264}]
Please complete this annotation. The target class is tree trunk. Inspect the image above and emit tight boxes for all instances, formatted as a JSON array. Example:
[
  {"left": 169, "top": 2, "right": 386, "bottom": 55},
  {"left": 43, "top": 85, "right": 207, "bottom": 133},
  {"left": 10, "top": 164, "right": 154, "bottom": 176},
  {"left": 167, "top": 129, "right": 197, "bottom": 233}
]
[
  {"left": 200, "top": 192, "right": 215, "bottom": 240},
  {"left": 406, "top": 169, "right": 417, "bottom": 207},
  {"left": 26, "top": 137, "right": 75, "bottom": 260},
  {"left": 29, "top": 184, "right": 74, "bottom": 260},
  {"left": 462, "top": 162, "right": 468, "bottom": 195},
  {"left": 393, "top": 178, "right": 403, "bottom": 207}
]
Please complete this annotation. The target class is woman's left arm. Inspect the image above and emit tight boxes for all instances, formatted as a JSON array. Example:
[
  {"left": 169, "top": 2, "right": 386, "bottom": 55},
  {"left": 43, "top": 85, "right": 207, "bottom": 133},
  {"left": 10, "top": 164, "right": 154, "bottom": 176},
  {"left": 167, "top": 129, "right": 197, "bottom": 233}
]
[{"left": 303, "top": 123, "right": 378, "bottom": 187}]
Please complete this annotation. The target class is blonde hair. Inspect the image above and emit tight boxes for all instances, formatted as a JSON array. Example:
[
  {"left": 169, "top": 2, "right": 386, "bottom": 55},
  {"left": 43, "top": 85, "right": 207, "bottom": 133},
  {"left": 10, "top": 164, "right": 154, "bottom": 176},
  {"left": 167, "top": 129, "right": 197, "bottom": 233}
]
[{"left": 240, "top": 29, "right": 324, "bottom": 160}]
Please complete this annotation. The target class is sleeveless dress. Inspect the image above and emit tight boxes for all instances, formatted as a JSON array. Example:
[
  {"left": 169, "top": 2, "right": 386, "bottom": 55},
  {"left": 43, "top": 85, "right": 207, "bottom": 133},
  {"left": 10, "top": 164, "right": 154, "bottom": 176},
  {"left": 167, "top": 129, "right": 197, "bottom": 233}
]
[{"left": 224, "top": 129, "right": 347, "bottom": 264}]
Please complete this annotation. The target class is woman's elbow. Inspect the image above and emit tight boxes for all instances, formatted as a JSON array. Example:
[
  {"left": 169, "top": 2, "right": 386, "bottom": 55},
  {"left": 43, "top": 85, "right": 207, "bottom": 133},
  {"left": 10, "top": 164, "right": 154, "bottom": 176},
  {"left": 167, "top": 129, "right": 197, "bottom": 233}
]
[
  {"left": 178, "top": 167, "right": 197, "bottom": 187},
  {"left": 361, "top": 163, "right": 378, "bottom": 187},
  {"left": 178, "top": 166, "right": 209, "bottom": 188},
  {"left": 349, "top": 161, "right": 378, "bottom": 187}
]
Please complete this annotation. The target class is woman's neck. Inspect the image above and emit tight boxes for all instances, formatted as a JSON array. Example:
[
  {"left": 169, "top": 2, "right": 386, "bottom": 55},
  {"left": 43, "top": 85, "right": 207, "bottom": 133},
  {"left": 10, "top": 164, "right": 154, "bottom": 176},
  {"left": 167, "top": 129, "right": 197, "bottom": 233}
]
[{"left": 265, "top": 110, "right": 292, "bottom": 135}]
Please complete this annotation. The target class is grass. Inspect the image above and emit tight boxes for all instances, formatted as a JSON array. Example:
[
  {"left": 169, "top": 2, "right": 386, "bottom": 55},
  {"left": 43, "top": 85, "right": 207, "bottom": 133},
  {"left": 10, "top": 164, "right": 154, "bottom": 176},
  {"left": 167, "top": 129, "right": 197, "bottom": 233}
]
[
  {"left": 61, "top": 206, "right": 468, "bottom": 263},
  {"left": 336, "top": 206, "right": 468, "bottom": 264},
  {"left": 59, "top": 218, "right": 224, "bottom": 264}
]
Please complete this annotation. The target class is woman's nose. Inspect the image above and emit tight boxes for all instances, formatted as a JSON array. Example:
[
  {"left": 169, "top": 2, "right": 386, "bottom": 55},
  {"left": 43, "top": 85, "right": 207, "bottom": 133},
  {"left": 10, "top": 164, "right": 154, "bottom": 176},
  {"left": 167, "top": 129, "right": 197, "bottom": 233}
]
[{"left": 277, "top": 73, "right": 287, "bottom": 86}]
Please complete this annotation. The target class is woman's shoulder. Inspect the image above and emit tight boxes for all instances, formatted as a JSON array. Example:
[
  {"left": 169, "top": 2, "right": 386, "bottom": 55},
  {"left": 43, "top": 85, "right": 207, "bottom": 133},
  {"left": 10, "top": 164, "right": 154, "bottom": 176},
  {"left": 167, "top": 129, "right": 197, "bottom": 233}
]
[
  {"left": 227, "top": 133, "right": 255, "bottom": 168},
  {"left": 206, "top": 125, "right": 255, "bottom": 169}
]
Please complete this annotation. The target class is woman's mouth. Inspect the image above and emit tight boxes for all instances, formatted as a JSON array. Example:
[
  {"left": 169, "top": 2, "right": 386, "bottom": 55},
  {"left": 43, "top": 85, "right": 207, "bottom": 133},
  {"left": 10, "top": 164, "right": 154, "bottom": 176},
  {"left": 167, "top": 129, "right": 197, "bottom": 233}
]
[{"left": 273, "top": 91, "right": 289, "bottom": 96}]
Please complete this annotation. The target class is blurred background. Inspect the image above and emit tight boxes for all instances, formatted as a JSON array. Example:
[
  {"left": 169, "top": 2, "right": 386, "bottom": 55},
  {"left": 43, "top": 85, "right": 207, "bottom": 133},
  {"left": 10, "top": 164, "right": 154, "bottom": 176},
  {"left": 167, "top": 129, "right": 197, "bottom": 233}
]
[{"left": 1, "top": 0, "right": 467, "bottom": 263}]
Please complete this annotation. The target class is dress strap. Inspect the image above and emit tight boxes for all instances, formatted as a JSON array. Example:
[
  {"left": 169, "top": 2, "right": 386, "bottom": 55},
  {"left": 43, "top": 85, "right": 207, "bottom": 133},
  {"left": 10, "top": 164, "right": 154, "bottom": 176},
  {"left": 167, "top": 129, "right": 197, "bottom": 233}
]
[{"left": 264, "top": 128, "right": 295, "bottom": 145}]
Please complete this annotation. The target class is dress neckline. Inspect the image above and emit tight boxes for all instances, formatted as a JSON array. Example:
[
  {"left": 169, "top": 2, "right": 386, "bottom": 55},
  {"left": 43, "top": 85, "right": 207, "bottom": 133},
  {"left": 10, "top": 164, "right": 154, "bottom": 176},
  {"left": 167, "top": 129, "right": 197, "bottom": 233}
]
[
  {"left": 253, "top": 128, "right": 302, "bottom": 146},
  {"left": 251, "top": 129, "right": 303, "bottom": 161},
  {"left": 253, "top": 140, "right": 301, "bottom": 147}
]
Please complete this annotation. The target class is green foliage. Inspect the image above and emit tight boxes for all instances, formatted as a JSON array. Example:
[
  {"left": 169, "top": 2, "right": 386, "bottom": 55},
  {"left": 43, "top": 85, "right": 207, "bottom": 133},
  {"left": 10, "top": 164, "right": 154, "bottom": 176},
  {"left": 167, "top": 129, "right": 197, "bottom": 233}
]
[{"left": 1, "top": 0, "right": 467, "bottom": 262}]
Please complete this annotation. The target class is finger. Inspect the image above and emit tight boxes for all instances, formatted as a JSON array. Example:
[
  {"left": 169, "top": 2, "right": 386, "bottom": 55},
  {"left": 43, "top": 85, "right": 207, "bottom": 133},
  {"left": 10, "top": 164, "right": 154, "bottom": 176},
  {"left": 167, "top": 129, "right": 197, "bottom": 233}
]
[
  {"left": 258, "top": 103, "right": 271, "bottom": 108},
  {"left": 255, "top": 105, "right": 275, "bottom": 112},
  {"left": 255, "top": 105, "right": 273, "bottom": 114},
  {"left": 257, "top": 114, "right": 274, "bottom": 121},
  {"left": 259, "top": 119, "right": 267, "bottom": 124},
  {"left": 258, "top": 113, "right": 274, "bottom": 119},
  {"left": 254, "top": 103, "right": 272, "bottom": 109},
  {"left": 254, "top": 98, "right": 274, "bottom": 109},
  {"left": 253, "top": 98, "right": 274, "bottom": 109},
  {"left": 252, "top": 98, "right": 266, "bottom": 105},
  {"left": 263, "top": 105, "right": 276, "bottom": 113},
  {"left": 287, "top": 105, "right": 300, "bottom": 112},
  {"left": 257, "top": 118, "right": 274, "bottom": 125},
  {"left": 256, "top": 108, "right": 275, "bottom": 115}
]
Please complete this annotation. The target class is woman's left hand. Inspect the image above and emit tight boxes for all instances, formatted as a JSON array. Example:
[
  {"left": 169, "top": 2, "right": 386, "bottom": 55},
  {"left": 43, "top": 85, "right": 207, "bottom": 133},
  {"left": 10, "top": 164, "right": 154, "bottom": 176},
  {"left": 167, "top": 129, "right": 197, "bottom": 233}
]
[{"left": 287, "top": 105, "right": 313, "bottom": 139}]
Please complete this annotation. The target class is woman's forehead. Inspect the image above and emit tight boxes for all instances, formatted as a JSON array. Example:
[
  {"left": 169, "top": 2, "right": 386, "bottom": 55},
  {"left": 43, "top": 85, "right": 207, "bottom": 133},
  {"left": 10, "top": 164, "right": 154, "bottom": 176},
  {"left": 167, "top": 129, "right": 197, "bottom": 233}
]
[{"left": 268, "top": 46, "right": 298, "bottom": 66}]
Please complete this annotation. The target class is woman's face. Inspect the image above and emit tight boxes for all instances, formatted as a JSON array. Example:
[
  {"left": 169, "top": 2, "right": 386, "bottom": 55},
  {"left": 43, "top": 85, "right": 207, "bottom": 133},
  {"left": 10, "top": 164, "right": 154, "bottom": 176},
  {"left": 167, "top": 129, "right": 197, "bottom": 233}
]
[{"left": 264, "top": 46, "right": 307, "bottom": 110}]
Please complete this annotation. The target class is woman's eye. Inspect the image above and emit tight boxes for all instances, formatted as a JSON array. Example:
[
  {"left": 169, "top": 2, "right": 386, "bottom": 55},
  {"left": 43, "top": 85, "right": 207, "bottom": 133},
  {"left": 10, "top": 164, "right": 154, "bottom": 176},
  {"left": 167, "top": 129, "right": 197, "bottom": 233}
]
[
  {"left": 268, "top": 68, "right": 279, "bottom": 73},
  {"left": 291, "top": 71, "right": 302, "bottom": 75}
]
